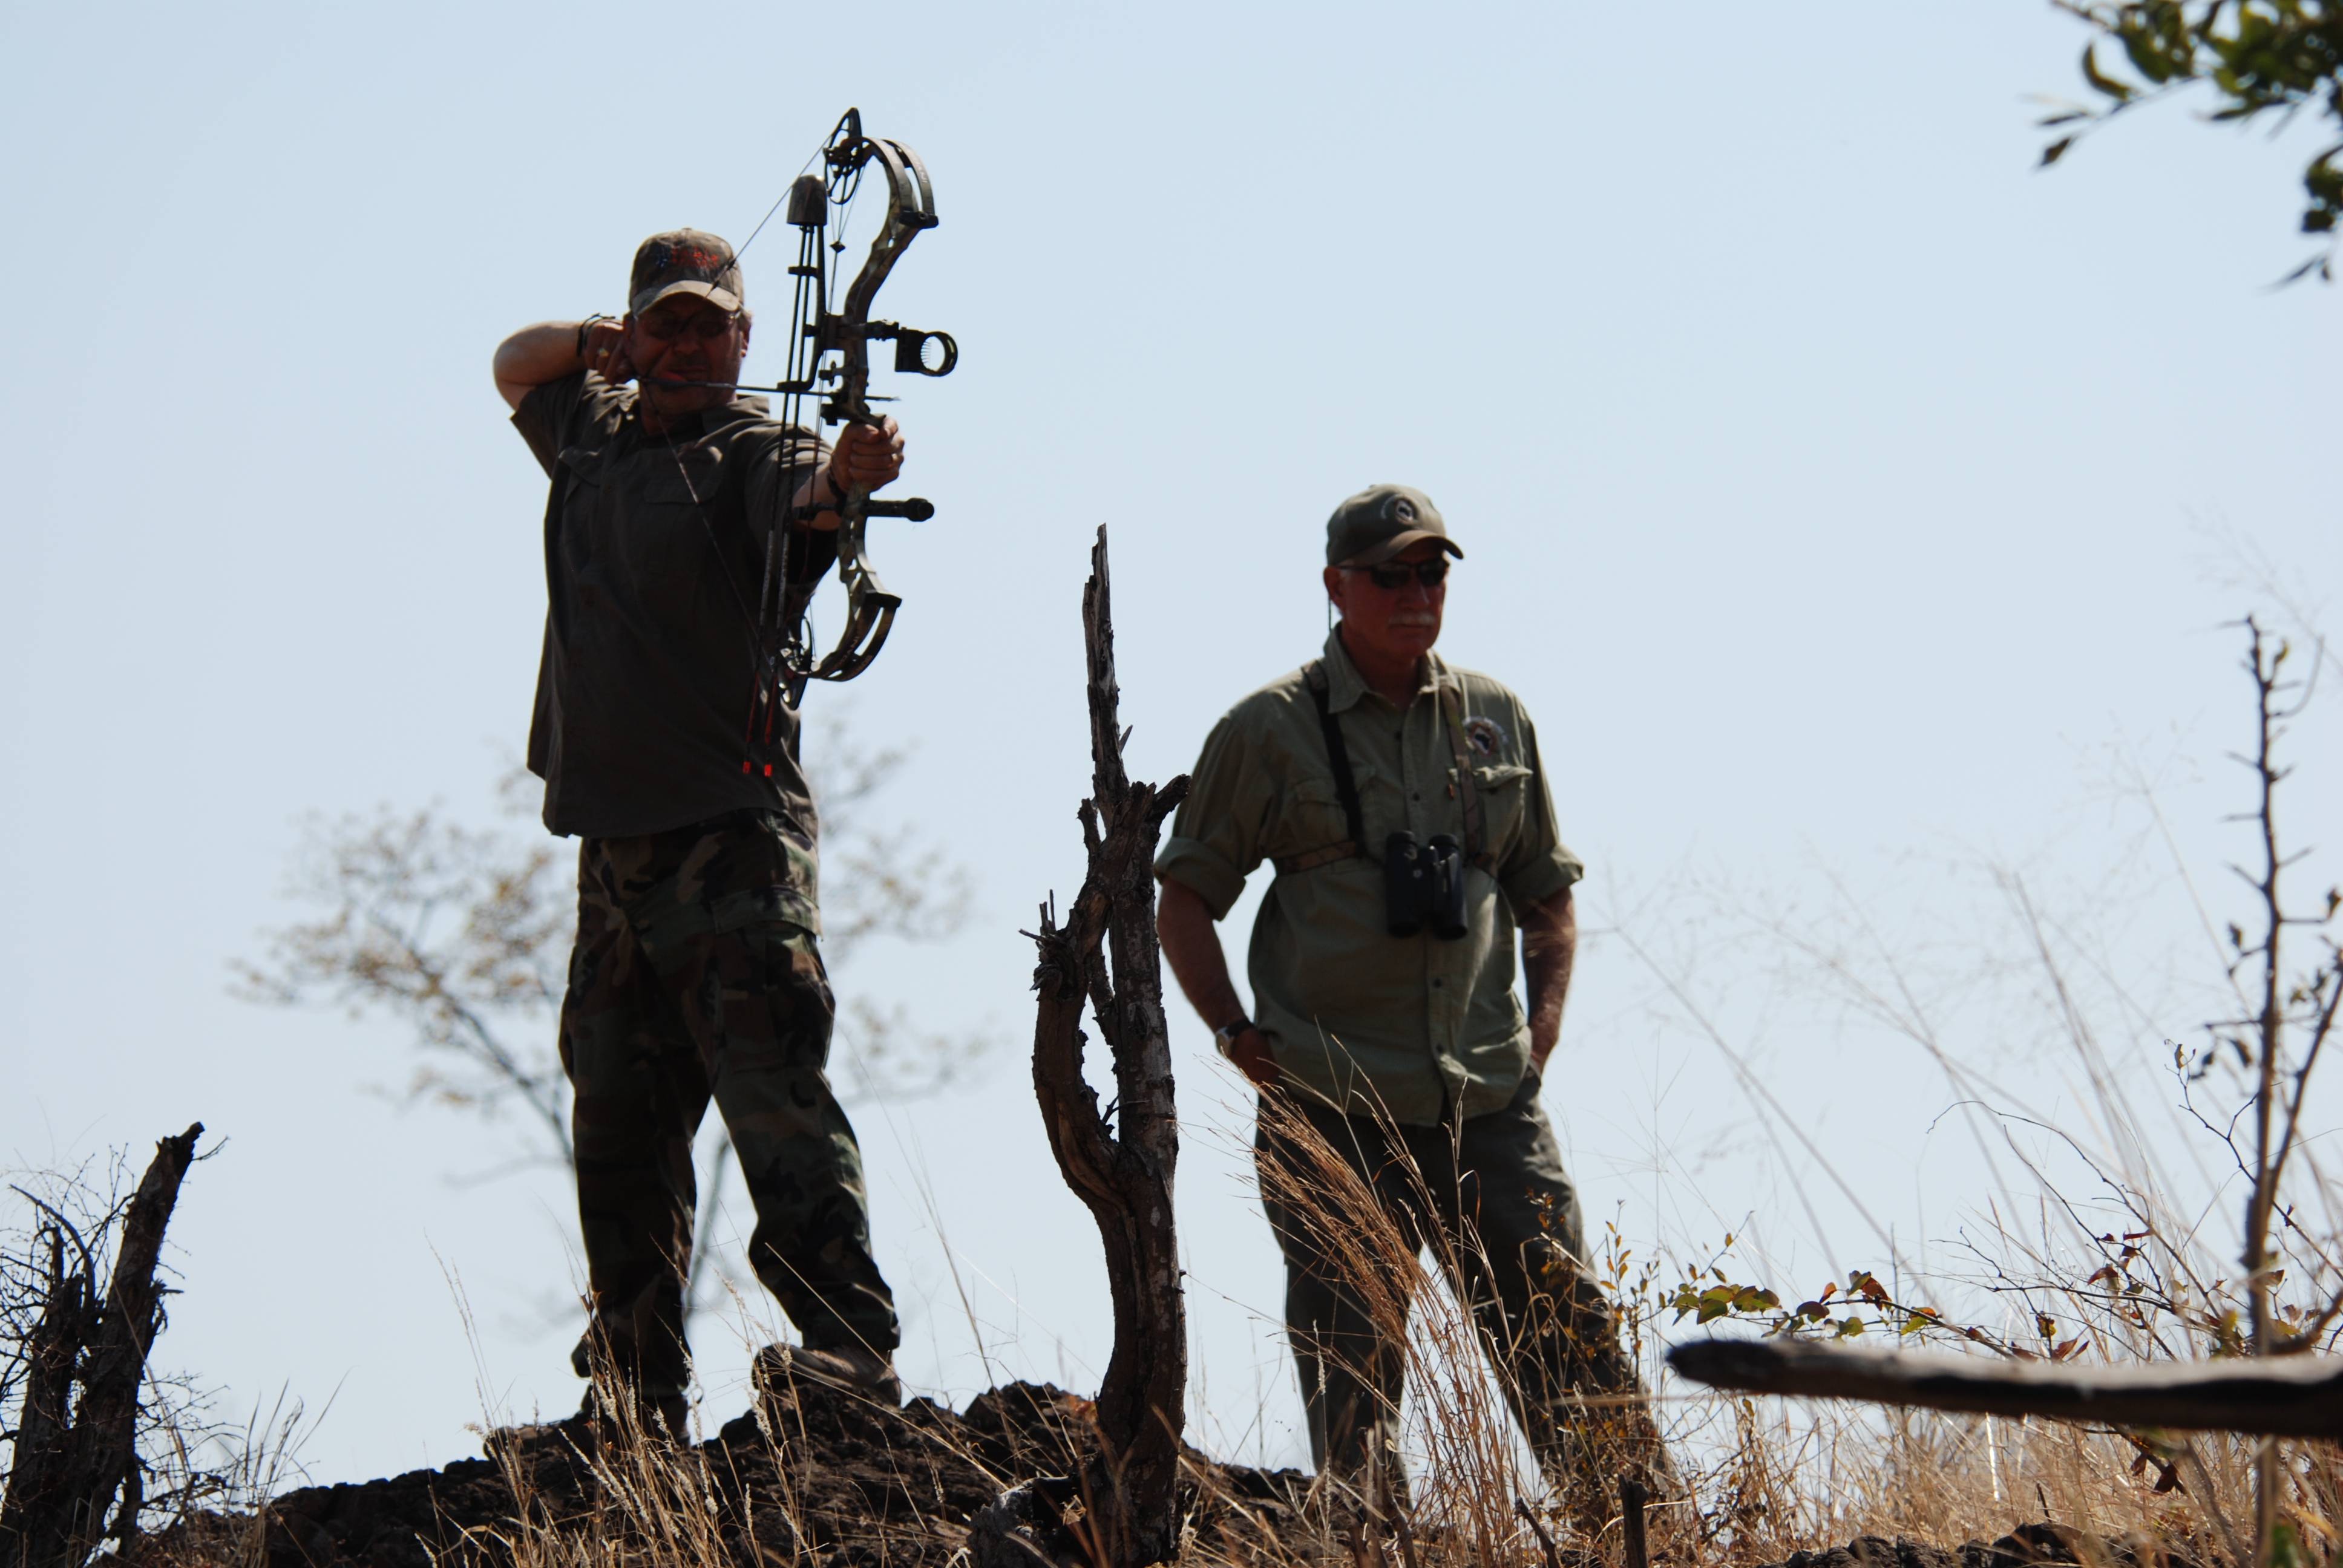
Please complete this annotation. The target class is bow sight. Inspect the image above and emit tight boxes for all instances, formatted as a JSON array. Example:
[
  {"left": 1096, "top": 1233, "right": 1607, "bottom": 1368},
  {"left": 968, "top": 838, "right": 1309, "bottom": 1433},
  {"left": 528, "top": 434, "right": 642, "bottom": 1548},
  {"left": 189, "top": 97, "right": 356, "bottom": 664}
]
[{"left": 768, "top": 108, "right": 956, "bottom": 687}]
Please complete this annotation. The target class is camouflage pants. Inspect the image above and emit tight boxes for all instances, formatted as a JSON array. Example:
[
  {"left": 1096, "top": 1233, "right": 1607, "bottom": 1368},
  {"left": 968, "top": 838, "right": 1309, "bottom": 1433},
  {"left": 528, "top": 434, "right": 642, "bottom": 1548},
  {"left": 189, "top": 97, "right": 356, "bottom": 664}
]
[
  {"left": 1255, "top": 1071, "right": 1670, "bottom": 1520},
  {"left": 558, "top": 812, "right": 897, "bottom": 1400}
]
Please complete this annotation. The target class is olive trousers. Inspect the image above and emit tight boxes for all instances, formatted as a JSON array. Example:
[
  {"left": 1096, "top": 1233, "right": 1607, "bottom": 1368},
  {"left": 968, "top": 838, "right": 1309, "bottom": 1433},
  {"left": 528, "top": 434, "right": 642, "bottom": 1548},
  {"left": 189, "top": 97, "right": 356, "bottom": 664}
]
[{"left": 1254, "top": 1070, "right": 1670, "bottom": 1517}]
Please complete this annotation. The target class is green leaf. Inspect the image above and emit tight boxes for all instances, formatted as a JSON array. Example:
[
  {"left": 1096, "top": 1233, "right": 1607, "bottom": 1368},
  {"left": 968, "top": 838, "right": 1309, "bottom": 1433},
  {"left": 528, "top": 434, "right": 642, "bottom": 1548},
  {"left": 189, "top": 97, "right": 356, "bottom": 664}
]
[
  {"left": 2042, "top": 136, "right": 2078, "bottom": 168},
  {"left": 2082, "top": 44, "right": 2137, "bottom": 103}
]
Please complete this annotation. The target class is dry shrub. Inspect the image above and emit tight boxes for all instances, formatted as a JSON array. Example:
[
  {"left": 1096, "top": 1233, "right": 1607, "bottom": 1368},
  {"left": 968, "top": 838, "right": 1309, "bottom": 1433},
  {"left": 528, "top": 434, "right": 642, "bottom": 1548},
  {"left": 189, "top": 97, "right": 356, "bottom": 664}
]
[
  {"left": 1218, "top": 1078, "right": 2343, "bottom": 1568},
  {"left": 1, "top": 1146, "right": 324, "bottom": 1568}
]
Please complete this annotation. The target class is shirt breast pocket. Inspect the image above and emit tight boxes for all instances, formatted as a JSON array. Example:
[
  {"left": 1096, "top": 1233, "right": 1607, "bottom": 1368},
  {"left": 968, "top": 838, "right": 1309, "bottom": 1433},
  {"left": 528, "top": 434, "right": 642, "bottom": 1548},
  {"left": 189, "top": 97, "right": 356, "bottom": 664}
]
[
  {"left": 557, "top": 444, "right": 605, "bottom": 509},
  {"left": 1283, "top": 757, "right": 1379, "bottom": 855},
  {"left": 644, "top": 445, "right": 723, "bottom": 505},
  {"left": 1470, "top": 762, "right": 1536, "bottom": 854},
  {"left": 631, "top": 452, "right": 729, "bottom": 586},
  {"left": 1286, "top": 778, "right": 1353, "bottom": 852}
]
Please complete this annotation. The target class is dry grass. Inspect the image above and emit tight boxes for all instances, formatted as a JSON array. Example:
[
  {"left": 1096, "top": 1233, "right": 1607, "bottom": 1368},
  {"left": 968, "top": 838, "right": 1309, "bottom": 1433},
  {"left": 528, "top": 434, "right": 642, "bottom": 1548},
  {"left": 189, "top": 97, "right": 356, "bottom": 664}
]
[
  {"left": 51, "top": 1082, "right": 2343, "bottom": 1568},
  {"left": 1224, "top": 1083, "right": 2343, "bottom": 1568}
]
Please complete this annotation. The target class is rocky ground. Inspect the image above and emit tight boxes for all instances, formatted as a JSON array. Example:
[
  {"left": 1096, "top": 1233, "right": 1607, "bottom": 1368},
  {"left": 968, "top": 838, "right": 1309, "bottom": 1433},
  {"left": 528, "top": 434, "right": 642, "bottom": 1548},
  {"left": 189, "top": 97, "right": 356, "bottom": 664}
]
[
  {"left": 126, "top": 1379, "right": 1317, "bottom": 1568},
  {"left": 1761, "top": 1525, "right": 2200, "bottom": 1568},
  {"left": 118, "top": 1383, "right": 2187, "bottom": 1568}
]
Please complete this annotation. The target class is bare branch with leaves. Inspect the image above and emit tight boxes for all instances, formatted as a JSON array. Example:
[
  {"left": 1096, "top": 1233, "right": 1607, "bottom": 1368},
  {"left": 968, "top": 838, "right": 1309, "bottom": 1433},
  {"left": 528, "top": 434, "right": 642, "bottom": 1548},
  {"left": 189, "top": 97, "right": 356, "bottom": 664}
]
[
  {"left": 2043, "top": 1, "right": 2343, "bottom": 281},
  {"left": 230, "top": 786, "right": 572, "bottom": 1166}
]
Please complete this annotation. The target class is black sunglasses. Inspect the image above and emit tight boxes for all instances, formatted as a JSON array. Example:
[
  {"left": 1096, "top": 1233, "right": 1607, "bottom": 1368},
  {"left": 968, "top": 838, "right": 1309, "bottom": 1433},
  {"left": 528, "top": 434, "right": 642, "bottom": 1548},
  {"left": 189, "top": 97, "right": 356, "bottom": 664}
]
[
  {"left": 637, "top": 310, "right": 739, "bottom": 344},
  {"left": 1346, "top": 557, "right": 1450, "bottom": 590}
]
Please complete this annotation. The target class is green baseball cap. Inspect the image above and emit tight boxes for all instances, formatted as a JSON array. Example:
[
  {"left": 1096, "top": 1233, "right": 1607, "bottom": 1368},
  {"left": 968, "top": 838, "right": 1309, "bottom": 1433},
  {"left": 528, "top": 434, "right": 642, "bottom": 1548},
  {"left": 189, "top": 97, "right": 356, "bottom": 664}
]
[
  {"left": 1325, "top": 483, "right": 1463, "bottom": 567},
  {"left": 629, "top": 229, "right": 744, "bottom": 317}
]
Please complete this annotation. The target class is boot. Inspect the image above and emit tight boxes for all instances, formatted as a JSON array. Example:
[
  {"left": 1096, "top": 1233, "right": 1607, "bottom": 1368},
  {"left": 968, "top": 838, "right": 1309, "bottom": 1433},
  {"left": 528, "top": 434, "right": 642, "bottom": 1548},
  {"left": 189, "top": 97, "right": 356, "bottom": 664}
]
[{"left": 753, "top": 1342, "right": 902, "bottom": 1406}]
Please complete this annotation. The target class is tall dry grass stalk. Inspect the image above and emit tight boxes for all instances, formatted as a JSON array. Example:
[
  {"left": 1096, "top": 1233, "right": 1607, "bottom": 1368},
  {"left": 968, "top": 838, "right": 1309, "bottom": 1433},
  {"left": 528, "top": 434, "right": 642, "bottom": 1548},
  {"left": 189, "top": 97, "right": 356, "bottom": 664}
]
[
  {"left": 1558, "top": 612, "right": 2343, "bottom": 1568},
  {"left": 1244, "top": 1088, "right": 1671, "bottom": 1566},
  {"left": 481, "top": 1391, "right": 735, "bottom": 1568}
]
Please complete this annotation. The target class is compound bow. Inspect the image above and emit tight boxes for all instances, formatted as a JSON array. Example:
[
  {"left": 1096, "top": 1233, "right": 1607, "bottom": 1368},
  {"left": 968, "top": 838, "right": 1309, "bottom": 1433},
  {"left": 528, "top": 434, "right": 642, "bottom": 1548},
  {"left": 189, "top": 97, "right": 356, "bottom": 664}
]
[{"left": 756, "top": 107, "right": 956, "bottom": 696}]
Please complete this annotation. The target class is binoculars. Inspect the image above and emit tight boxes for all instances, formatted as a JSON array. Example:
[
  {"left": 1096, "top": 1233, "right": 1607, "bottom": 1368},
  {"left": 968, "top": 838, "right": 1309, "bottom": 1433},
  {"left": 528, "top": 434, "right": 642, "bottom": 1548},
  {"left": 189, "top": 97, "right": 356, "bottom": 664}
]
[{"left": 1385, "top": 832, "right": 1468, "bottom": 941}]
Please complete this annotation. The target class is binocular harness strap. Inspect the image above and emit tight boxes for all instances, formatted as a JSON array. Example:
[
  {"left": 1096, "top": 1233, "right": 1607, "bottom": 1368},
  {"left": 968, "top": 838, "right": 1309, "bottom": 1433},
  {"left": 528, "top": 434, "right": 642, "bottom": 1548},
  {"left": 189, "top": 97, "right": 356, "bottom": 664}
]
[
  {"left": 1274, "top": 661, "right": 1490, "bottom": 881},
  {"left": 1273, "top": 660, "right": 1369, "bottom": 875},
  {"left": 1273, "top": 659, "right": 1493, "bottom": 877}
]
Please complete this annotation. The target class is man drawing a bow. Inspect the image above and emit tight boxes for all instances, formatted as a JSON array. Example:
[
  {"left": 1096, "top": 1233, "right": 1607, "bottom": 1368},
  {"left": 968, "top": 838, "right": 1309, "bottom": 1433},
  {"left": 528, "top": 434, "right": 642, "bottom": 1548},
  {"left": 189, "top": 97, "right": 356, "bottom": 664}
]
[{"left": 493, "top": 228, "right": 908, "bottom": 1435}]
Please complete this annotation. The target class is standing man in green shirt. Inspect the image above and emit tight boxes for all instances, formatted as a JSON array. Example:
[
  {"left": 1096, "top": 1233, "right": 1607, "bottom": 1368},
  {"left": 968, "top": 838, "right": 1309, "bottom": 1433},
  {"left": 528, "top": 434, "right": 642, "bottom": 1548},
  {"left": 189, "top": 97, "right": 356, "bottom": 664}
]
[
  {"left": 1155, "top": 485, "right": 1670, "bottom": 1526},
  {"left": 493, "top": 229, "right": 909, "bottom": 1437}
]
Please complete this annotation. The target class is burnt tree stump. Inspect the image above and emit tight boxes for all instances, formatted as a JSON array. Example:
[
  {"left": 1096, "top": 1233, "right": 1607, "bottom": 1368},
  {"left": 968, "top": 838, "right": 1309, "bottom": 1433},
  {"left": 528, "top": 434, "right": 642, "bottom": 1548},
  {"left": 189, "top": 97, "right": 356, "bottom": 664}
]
[
  {"left": 1, "top": 1122, "right": 205, "bottom": 1568},
  {"left": 1018, "top": 527, "right": 1190, "bottom": 1568}
]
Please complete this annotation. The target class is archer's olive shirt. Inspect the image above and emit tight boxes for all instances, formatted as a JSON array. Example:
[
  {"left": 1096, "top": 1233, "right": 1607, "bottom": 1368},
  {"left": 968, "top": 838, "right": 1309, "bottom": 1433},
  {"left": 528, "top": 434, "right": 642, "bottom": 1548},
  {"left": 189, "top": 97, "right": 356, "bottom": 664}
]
[
  {"left": 513, "top": 371, "right": 836, "bottom": 868},
  {"left": 1155, "top": 632, "right": 1582, "bottom": 1126}
]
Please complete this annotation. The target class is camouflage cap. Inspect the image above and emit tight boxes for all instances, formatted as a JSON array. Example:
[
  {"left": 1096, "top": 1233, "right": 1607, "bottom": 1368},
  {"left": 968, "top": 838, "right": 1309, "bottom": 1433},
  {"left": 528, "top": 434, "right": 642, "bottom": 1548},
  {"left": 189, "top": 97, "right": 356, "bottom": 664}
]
[
  {"left": 1325, "top": 483, "right": 1463, "bottom": 567},
  {"left": 629, "top": 229, "right": 744, "bottom": 317}
]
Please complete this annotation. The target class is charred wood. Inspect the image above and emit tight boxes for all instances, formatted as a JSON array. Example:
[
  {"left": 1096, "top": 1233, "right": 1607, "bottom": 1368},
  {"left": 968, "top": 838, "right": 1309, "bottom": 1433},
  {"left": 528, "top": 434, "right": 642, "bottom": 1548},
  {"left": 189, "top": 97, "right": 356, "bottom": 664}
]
[
  {"left": 1, "top": 1123, "right": 203, "bottom": 1568},
  {"left": 1669, "top": 1338, "right": 2343, "bottom": 1437}
]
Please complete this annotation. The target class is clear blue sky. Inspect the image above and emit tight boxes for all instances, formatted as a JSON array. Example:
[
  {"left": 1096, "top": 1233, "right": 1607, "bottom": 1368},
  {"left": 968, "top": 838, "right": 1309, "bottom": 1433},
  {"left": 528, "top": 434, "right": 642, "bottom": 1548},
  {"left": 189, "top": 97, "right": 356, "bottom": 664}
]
[{"left": 2, "top": 2, "right": 2336, "bottom": 1486}]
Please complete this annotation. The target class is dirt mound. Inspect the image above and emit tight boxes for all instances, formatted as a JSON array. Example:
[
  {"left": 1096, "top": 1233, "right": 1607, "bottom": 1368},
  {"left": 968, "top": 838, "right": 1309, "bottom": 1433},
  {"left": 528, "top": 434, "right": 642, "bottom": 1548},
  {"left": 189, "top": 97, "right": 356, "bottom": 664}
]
[
  {"left": 127, "top": 1381, "right": 1314, "bottom": 1568},
  {"left": 1763, "top": 1523, "right": 2204, "bottom": 1568}
]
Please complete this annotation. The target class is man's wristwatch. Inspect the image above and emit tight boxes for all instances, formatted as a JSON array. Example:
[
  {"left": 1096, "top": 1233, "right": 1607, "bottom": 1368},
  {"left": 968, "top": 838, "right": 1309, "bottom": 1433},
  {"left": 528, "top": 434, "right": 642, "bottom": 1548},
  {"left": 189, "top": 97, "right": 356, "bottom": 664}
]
[{"left": 1213, "top": 1017, "right": 1254, "bottom": 1054}]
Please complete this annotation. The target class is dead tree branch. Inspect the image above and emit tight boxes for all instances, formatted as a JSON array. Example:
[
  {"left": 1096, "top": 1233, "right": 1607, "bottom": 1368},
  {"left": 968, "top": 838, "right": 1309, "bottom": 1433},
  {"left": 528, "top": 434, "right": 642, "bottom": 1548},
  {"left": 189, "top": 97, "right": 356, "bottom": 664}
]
[{"left": 1019, "top": 526, "right": 1190, "bottom": 1567}]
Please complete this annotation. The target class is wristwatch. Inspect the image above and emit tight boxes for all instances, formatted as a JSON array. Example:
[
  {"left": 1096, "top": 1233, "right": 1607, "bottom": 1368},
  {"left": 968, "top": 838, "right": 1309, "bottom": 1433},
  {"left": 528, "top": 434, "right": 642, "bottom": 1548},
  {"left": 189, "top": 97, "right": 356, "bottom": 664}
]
[{"left": 1213, "top": 1017, "right": 1254, "bottom": 1054}]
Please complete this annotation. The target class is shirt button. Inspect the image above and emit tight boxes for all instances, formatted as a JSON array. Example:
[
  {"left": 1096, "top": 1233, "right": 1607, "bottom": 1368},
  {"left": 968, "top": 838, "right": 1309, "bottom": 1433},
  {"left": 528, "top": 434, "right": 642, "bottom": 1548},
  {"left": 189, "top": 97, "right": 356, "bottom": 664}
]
[{"left": 1431, "top": 977, "right": 1444, "bottom": 988}]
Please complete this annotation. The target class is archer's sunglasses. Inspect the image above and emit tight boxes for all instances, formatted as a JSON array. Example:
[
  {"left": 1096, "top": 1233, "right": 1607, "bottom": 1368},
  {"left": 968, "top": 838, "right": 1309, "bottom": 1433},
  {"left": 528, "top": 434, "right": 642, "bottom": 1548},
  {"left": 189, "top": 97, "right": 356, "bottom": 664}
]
[
  {"left": 1346, "top": 558, "right": 1451, "bottom": 590},
  {"left": 636, "top": 310, "right": 740, "bottom": 344}
]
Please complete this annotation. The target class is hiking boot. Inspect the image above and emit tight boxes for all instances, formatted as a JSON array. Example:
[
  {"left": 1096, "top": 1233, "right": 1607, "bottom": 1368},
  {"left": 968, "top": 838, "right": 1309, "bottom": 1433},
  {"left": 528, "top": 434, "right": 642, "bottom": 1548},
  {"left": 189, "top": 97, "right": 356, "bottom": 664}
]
[{"left": 753, "top": 1342, "right": 902, "bottom": 1406}]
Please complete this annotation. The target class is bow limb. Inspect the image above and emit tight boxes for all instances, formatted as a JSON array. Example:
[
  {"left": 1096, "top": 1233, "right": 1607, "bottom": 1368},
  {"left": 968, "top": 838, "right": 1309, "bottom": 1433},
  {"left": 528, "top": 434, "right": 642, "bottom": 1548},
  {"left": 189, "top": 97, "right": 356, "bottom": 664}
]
[
  {"left": 812, "top": 480, "right": 899, "bottom": 682},
  {"left": 807, "top": 120, "right": 943, "bottom": 682}
]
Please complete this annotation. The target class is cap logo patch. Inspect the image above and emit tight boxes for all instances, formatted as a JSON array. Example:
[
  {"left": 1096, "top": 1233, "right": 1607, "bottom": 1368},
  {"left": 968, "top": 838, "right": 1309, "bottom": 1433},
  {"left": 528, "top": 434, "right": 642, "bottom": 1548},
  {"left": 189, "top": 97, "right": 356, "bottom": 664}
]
[
  {"left": 645, "top": 243, "right": 729, "bottom": 278},
  {"left": 1387, "top": 496, "right": 1417, "bottom": 524},
  {"left": 1463, "top": 716, "right": 1507, "bottom": 758}
]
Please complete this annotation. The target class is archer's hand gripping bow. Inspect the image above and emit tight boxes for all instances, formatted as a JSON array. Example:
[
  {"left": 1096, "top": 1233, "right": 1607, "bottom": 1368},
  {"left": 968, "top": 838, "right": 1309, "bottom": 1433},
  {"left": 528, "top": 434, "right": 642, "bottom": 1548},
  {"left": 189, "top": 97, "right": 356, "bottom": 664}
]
[{"left": 766, "top": 108, "right": 956, "bottom": 694}]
